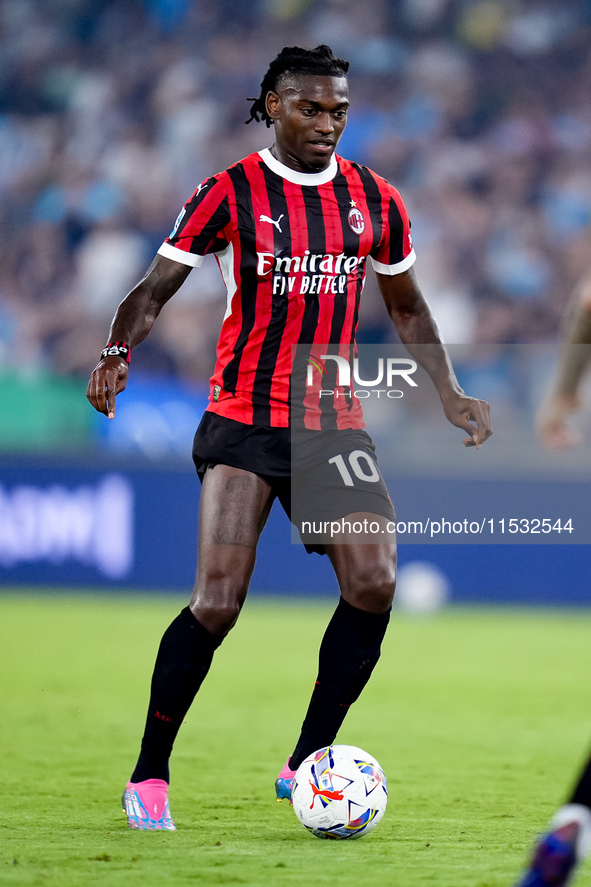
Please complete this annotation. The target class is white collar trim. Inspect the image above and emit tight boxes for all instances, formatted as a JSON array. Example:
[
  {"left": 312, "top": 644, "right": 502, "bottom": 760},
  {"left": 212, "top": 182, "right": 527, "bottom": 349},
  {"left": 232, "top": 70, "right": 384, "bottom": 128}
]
[{"left": 259, "top": 147, "right": 338, "bottom": 185}]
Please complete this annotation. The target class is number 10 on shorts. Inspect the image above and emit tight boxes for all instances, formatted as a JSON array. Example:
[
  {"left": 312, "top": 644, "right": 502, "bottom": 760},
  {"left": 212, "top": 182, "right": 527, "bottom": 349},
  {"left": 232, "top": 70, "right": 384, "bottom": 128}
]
[{"left": 328, "top": 450, "right": 381, "bottom": 486}]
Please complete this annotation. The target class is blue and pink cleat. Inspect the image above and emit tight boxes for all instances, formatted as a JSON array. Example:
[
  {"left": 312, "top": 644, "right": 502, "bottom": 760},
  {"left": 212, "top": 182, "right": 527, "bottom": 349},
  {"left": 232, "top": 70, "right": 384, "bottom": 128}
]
[
  {"left": 275, "top": 758, "right": 298, "bottom": 804},
  {"left": 514, "top": 805, "right": 591, "bottom": 887},
  {"left": 122, "top": 778, "right": 176, "bottom": 830}
]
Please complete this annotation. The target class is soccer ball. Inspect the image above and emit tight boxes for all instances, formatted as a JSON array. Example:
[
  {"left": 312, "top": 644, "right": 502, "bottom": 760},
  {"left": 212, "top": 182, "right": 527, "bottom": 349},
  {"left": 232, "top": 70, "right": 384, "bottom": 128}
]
[{"left": 291, "top": 745, "right": 388, "bottom": 839}]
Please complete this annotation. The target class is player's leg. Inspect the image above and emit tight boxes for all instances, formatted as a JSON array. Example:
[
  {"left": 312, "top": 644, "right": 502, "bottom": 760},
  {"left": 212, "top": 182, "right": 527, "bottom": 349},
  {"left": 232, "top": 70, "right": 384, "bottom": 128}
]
[
  {"left": 276, "top": 431, "right": 396, "bottom": 798},
  {"left": 189, "top": 464, "right": 275, "bottom": 634},
  {"left": 515, "top": 750, "right": 591, "bottom": 886},
  {"left": 277, "top": 516, "right": 395, "bottom": 797},
  {"left": 124, "top": 465, "right": 274, "bottom": 828},
  {"left": 570, "top": 751, "right": 591, "bottom": 812}
]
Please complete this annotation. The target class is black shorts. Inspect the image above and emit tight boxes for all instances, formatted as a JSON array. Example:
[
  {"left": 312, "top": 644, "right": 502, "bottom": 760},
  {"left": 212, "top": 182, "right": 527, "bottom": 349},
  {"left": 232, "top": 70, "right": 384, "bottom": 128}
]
[{"left": 193, "top": 412, "right": 395, "bottom": 554}]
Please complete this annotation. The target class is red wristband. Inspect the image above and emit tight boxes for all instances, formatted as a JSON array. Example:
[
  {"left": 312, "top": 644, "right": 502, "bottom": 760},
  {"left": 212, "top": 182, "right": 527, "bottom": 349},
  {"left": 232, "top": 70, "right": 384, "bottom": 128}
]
[{"left": 101, "top": 342, "right": 131, "bottom": 363}]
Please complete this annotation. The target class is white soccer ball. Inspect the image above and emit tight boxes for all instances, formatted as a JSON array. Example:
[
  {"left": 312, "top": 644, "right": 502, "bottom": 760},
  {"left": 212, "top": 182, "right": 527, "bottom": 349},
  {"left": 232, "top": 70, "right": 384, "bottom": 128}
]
[{"left": 291, "top": 745, "right": 388, "bottom": 839}]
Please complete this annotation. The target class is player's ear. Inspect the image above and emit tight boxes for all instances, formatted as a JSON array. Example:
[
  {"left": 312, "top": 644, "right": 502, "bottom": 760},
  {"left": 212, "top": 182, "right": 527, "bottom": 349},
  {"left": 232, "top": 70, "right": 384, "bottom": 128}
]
[{"left": 266, "top": 90, "right": 281, "bottom": 121}]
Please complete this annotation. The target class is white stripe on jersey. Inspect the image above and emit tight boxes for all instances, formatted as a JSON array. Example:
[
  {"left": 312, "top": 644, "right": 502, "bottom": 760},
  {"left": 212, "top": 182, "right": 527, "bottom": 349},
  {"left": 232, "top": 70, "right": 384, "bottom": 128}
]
[
  {"left": 370, "top": 248, "right": 416, "bottom": 276},
  {"left": 157, "top": 241, "right": 205, "bottom": 267},
  {"left": 216, "top": 242, "right": 237, "bottom": 321}
]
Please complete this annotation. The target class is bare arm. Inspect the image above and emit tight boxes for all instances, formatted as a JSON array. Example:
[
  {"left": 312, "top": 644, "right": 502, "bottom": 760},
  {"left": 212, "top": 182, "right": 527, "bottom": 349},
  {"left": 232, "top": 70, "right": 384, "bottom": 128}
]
[
  {"left": 86, "top": 254, "right": 191, "bottom": 418},
  {"left": 376, "top": 267, "right": 492, "bottom": 448},
  {"left": 536, "top": 271, "right": 591, "bottom": 450}
]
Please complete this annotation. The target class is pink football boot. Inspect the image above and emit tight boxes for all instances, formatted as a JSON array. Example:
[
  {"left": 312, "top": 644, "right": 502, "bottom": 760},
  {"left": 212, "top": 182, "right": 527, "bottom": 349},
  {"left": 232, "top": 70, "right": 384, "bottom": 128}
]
[
  {"left": 122, "top": 778, "right": 176, "bottom": 830},
  {"left": 275, "top": 758, "right": 297, "bottom": 804}
]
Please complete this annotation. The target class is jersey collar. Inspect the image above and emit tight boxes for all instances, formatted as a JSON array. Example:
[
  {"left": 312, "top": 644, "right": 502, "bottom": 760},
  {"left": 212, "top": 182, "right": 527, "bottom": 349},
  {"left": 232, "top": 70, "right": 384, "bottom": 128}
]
[{"left": 259, "top": 147, "right": 338, "bottom": 186}]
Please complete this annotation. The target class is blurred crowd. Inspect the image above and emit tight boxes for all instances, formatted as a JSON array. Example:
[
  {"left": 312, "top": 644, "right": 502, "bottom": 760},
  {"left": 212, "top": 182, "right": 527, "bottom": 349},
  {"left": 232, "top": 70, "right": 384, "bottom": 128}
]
[{"left": 1, "top": 0, "right": 591, "bottom": 384}]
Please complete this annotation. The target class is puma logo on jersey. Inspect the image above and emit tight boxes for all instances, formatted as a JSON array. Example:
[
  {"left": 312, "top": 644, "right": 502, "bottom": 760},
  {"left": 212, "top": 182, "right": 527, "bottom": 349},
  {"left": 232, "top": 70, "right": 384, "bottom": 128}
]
[{"left": 260, "top": 213, "right": 284, "bottom": 233}]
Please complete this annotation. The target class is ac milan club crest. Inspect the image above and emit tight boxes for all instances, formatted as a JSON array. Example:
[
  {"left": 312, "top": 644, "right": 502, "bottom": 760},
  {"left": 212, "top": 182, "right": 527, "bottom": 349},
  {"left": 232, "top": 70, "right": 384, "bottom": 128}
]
[{"left": 348, "top": 205, "right": 365, "bottom": 235}]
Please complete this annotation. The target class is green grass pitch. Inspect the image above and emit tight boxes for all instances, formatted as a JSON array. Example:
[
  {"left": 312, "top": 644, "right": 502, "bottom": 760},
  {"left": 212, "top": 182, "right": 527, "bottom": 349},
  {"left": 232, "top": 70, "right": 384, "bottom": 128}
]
[{"left": 1, "top": 593, "right": 591, "bottom": 886}]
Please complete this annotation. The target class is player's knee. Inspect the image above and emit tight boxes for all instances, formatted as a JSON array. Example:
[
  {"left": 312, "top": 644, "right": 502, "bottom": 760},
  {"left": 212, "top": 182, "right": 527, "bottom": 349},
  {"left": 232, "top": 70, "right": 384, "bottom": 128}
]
[
  {"left": 190, "top": 576, "right": 249, "bottom": 635},
  {"left": 344, "top": 560, "right": 396, "bottom": 612},
  {"left": 189, "top": 599, "right": 243, "bottom": 636}
]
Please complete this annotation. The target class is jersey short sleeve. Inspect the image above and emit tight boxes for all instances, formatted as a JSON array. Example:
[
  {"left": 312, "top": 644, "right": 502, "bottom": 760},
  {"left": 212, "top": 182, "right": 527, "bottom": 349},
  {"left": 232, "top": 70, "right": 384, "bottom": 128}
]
[
  {"left": 157, "top": 175, "right": 232, "bottom": 268},
  {"left": 369, "top": 179, "right": 416, "bottom": 276}
]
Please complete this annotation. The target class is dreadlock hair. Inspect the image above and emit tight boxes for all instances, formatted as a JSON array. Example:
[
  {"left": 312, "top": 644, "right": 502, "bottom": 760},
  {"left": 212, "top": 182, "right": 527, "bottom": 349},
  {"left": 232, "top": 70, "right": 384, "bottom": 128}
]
[{"left": 246, "top": 45, "right": 350, "bottom": 127}]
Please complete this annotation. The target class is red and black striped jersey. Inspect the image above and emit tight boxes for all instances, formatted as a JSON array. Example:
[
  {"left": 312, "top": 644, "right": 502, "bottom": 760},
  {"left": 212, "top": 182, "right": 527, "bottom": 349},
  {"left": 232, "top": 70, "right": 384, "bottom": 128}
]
[{"left": 158, "top": 148, "right": 415, "bottom": 429}]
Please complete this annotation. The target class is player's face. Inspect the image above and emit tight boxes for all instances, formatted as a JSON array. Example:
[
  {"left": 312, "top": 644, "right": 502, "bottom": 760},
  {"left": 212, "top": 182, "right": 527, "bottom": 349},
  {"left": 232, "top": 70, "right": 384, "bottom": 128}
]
[{"left": 266, "top": 75, "right": 349, "bottom": 173}]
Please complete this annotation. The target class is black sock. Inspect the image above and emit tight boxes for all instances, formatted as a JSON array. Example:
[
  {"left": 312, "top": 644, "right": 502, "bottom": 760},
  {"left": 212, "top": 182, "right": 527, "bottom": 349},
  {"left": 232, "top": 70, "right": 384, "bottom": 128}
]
[
  {"left": 288, "top": 597, "right": 390, "bottom": 771},
  {"left": 130, "top": 607, "right": 224, "bottom": 783},
  {"left": 569, "top": 753, "right": 591, "bottom": 809}
]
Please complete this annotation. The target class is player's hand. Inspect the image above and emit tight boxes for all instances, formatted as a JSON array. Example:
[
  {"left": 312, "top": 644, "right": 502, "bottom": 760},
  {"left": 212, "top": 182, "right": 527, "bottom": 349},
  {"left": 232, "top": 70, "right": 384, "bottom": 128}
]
[
  {"left": 441, "top": 392, "right": 492, "bottom": 449},
  {"left": 535, "top": 392, "right": 582, "bottom": 452},
  {"left": 86, "top": 356, "right": 129, "bottom": 419}
]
